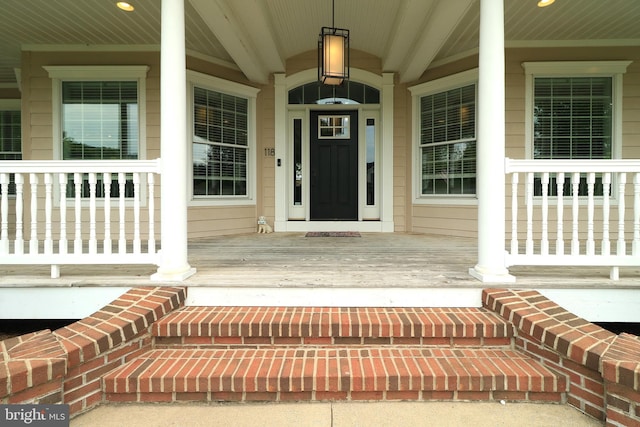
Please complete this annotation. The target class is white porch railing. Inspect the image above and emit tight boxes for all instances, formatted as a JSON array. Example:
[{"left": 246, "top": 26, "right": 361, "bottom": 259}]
[
  {"left": 505, "top": 158, "right": 640, "bottom": 280},
  {"left": 0, "top": 159, "right": 161, "bottom": 278}
]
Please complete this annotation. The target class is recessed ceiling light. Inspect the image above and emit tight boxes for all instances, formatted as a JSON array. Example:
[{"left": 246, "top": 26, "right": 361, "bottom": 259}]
[
  {"left": 537, "top": 0, "right": 555, "bottom": 7},
  {"left": 117, "top": 2, "right": 135, "bottom": 12}
]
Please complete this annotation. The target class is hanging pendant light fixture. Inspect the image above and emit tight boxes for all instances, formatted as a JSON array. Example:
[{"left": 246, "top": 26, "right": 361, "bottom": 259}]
[{"left": 318, "top": 0, "right": 349, "bottom": 85}]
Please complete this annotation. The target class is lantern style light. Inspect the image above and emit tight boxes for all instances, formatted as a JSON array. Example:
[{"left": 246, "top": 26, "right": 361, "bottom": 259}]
[{"left": 318, "top": 1, "right": 349, "bottom": 85}]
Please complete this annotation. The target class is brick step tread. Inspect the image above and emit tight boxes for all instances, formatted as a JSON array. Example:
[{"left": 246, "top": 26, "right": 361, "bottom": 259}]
[
  {"left": 152, "top": 307, "right": 513, "bottom": 339},
  {"left": 103, "top": 347, "right": 567, "bottom": 396}
]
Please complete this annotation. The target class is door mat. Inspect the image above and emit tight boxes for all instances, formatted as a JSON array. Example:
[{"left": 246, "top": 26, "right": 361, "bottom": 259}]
[{"left": 305, "top": 232, "right": 361, "bottom": 237}]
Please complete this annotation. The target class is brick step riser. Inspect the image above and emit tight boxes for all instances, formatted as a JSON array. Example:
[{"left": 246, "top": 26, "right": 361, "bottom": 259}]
[
  {"left": 154, "top": 336, "right": 513, "bottom": 348},
  {"left": 151, "top": 308, "right": 516, "bottom": 343},
  {"left": 105, "top": 390, "right": 565, "bottom": 404},
  {"left": 103, "top": 347, "right": 569, "bottom": 407}
]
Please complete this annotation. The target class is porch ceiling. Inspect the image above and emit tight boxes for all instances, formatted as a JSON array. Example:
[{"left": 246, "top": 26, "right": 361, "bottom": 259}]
[{"left": 0, "top": 0, "right": 640, "bottom": 87}]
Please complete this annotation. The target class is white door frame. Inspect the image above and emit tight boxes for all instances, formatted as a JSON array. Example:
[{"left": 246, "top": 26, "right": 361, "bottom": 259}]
[{"left": 274, "top": 69, "right": 394, "bottom": 232}]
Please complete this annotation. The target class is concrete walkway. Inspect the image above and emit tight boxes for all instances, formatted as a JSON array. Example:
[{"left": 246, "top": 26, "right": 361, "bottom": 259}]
[{"left": 71, "top": 402, "right": 603, "bottom": 427}]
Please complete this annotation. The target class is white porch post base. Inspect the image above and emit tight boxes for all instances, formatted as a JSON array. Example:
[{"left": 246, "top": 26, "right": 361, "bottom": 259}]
[
  {"left": 468, "top": 265, "right": 515, "bottom": 283},
  {"left": 151, "top": 266, "right": 196, "bottom": 282}
]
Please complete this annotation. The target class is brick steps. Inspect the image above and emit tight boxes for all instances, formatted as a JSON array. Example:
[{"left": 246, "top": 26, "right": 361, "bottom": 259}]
[
  {"left": 152, "top": 306, "right": 515, "bottom": 348},
  {"left": 103, "top": 347, "right": 567, "bottom": 403},
  {"left": 102, "top": 306, "right": 568, "bottom": 404}
]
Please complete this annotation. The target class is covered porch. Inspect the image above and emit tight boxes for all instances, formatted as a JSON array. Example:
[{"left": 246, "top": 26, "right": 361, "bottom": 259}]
[{"left": 1, "top": 232, "right": 638, "bottom": 322}]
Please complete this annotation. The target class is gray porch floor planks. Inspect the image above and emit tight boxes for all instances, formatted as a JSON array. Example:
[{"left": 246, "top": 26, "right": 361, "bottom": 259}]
[{"left": 1, "top": 232, "right": 639, "bottom": 289}]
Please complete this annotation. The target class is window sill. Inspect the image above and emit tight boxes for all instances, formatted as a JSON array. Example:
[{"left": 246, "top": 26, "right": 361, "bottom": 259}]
[
  {"left": 189, "top": 197, "right": 256, "bottom": 207},
  {"left": 413, "top": 196, "right": 477, "bottom": 206}
]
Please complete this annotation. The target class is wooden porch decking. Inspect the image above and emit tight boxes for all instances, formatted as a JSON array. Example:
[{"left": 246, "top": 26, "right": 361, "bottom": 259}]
[{"left": 1, "top": 232, "right": 639, "bottom": 289}]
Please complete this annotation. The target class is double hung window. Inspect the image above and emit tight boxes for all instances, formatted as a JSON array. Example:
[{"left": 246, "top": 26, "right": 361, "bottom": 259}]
[
  {"left": 410, "top": 69, "right": 478, "bottom": 199},
  {"left": 193, "top": 87, "right": 248, "bottom": 197},
  {"left": 189, "top": 71, "right": 258, "bottom": 203},
  {"left": 524, "top": 61, "right": 630, "bottom": 196},
  {"left": 534, "top": 76, "right": 612, "bottom": 196},
  {"left": 45, "top": 65, "right": 148, "bottom": 199}
]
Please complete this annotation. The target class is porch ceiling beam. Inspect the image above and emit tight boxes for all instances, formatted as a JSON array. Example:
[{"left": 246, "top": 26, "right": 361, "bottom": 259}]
[
  {"left": 382, "top": 0, "right": 435, "bottom": 74},
  {"left": 188, "top": 0, "right": 282, "bottom": 84},
  {"left": 391, "top": 0, "right": 475, "bottom": 83}
]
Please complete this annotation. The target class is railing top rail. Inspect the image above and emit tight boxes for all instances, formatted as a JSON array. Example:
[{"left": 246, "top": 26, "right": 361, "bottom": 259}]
[
  {"left": 505, "top": 158, "right": 640, "bottom": 174},
  {"left": 0, "top": 159, "right": 161, "bottom": 174}
]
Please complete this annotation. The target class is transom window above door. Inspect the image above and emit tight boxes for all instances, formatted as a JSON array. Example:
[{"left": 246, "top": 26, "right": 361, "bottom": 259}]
[{"left": 289, "top": 81, "right": 379, "bottom": 105}]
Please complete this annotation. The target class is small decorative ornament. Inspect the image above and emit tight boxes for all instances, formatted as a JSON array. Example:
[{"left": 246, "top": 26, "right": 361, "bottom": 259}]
[{"left": 257, "top": 216, "right": 273, "bottom": 233}]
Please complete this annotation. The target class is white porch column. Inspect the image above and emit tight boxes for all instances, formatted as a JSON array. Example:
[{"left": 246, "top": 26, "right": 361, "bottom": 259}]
[
  {"left": 380, "top": 72, "right": 395, "bottom": 232},
  {"left": 273, "top": 73, "right": 287, "bottom": 231},
  {"left": 152, "top": 0, "right": 196, "bottom": 281},
  {"left": 469, "top": 0, "right": 515, "bottom": 283}
]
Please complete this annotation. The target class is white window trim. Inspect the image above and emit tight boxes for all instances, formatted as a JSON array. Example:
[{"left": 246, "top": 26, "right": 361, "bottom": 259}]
[
  {"left": 522, "top": 61, "right": 632, "bottom": 206},
  {"left": 43, "top": 65, "right": 149, "bottom": 162},
  {"left": 522, "top": 61, "right": 631, "bottom": 161},
  {"left": 409, "top": 68, "right": 479, "bottom": 205},
  {"left": 43, "top": 65, "right": 149, "bottom": 206},
  {"left": 186, "top": 70, "right": 259, "bottom": 206}
]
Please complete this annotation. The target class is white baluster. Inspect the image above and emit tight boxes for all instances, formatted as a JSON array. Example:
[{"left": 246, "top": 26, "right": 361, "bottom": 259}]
[
  {"left": 617, "top": 173, "right": 627, "bottom": 255},
  {"left": 29, "top": 173, "right": 39, "bottom": 254},
  {"left": 602, "top": 173, "right": 611, "bottom": 256},
  {"left": 104, "top": 173, "right": 112, "bottom": 255},
  {"left": 541, "top": 172, "right": 549, "bottom": 255},
  {"left": 0, "top": 173, "right": 8, "bottom": 254},
  {"left": 58, "top": 173, "right": 67, "bottom": 254},
  {"left": 73, "top": 172, "right": 82, "bottom": 254},
  {"left": 555, "top": 172, "right": 564, "bottom": 255},
  {"left": 118, "top": 172, "right": 126, "bottom": 254},
  {"left": 586, "top": 172, "right": 595, "bottom": 256},
  {"left": 148, "top": 173, "right": 156, "bottom": 254},
  {"left": 571, "top": 172, "right": 580, "bottom": 255},
  {"left": 133, "top": 172, "right": 141, "bottom": 254},
  {"left": 526, "top": 172, "right": 534, "bottom": 255},
  {"left": 88, "top": 172, "right": 97, "bottom": 254},
  {"left": 14, "top": 173, "right": 24, "bottom": 254},
  {"left": 44, "top": 173, "right": 53, "bottom": 254},
  {"left": 633, "top": 173, "right": 640, "bottom": 255},
  {"left": 510, "top": 173, "right": 519, "bottom": 255}
]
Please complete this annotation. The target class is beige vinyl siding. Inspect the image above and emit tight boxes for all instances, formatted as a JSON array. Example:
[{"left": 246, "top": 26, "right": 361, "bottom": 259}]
[
  {"left": 622, "top": 58, "right": 640, "bottom": 159},
  {"left": 257, "top": 79, "right": 275, "bottom": 223},
  {"left": 412, "top": 205, "right": 477, "bottom": 238},
  {"left": 188, "top": 205, "right": 256, "bottom": 238}
]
